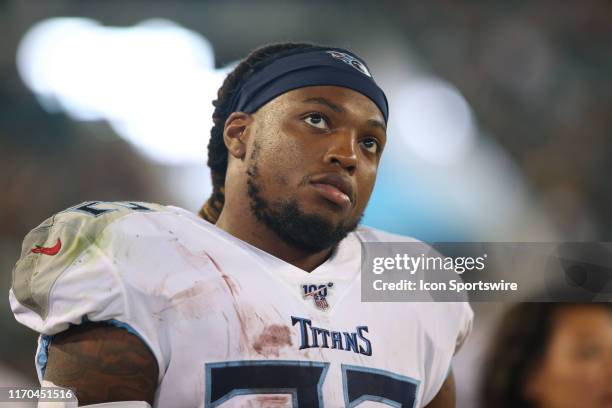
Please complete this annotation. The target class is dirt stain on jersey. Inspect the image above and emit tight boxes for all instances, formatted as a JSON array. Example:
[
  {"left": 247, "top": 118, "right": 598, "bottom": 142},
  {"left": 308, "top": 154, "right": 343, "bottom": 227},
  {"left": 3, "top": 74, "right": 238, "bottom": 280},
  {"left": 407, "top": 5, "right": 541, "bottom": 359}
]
[
  {"left": 173, "top": 241, "right": 215, "bottom": 270},
  {"left": 204, "top": 252, "right": 241, "bottom": 297},
  {"left": 221, "top": 274, "right": 239, "bottom": 297},
  {"left": 155, "top": 281, "right": 218, "bottom": 319},
  {"left": 206, "top": 256, "right": 251, "bottom": 349},
  {"left": 170, "top": 284, "right": 209, "bottom": 302},
  {"left": 253, "top": 324, "right": 292, "bottom": 357}
]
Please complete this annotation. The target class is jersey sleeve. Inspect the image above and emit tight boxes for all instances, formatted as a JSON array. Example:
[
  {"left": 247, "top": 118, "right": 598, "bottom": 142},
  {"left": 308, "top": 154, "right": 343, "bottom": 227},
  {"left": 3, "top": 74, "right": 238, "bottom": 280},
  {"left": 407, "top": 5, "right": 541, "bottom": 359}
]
[
  {"left": 9, "top": 201, "right": 169, "bottom": 383},
  {"left": 415, "top": 301, "right": 472, "bottom": 406},
  {"left": 454, "top": 301, "right": 474, "bottom": 355}
]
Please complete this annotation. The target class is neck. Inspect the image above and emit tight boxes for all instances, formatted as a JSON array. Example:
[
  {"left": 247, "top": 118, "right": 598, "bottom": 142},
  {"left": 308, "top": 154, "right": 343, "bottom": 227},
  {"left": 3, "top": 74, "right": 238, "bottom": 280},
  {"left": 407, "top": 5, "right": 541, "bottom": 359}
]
[{"left": 215, "top": 208, "right": 333, "bottom": 272}]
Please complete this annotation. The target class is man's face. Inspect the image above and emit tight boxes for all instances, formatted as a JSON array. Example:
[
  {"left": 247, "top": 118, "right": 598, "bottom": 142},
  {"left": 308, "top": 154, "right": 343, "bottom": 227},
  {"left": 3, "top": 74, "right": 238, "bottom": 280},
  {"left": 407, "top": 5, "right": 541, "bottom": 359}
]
[{"left": 242, "top": 85, "right": 387, "bottom": 252}]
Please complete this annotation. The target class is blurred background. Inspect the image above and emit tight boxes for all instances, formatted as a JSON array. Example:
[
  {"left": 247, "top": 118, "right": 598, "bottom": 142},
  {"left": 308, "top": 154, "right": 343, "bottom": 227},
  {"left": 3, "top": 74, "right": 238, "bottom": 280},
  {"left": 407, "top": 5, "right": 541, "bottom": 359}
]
[{"left": 1, "top": 0, "right": 611, "bottom": 406}]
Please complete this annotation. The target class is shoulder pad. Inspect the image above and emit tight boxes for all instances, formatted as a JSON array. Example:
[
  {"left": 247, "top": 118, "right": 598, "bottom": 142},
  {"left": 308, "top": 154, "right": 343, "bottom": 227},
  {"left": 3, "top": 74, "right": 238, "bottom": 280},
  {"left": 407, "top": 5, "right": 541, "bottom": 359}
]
[
  {"left": 355, "top": 226, "right": 421, "bottom": 243},
  {"left": 12, "top": 201, "right": 165, "bottom": 319}
]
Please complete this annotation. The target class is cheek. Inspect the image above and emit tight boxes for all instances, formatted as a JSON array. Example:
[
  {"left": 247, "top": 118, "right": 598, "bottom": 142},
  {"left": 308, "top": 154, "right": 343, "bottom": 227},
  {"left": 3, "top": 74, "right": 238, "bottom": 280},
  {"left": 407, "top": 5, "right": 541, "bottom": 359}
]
[
  {"left": 355, "top": 167, "right": 378, "bottom": 207},
  {"left": 255, "top": 138, "right": 305, "bottom": 190},
  {"left": 534, "top": 352, "right": 607, "bottom": 406}
]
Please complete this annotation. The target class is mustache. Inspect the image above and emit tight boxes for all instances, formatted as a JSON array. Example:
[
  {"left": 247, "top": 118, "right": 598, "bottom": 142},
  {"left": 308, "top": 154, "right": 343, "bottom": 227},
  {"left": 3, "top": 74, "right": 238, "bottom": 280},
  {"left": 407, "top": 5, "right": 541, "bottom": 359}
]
[{"left": 298, "top": 174, "right": 311, "bottom": 187}]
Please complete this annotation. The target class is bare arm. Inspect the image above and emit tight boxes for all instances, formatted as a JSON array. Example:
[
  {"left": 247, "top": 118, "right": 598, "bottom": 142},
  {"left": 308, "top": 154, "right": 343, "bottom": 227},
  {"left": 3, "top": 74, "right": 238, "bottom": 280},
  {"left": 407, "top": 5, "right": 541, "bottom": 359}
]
[
  {"left": 43, "top": 322, "right": 159, "bottom": 406},
  {"left": 424, "top": 371, "right": 456, "bottom": 408}
]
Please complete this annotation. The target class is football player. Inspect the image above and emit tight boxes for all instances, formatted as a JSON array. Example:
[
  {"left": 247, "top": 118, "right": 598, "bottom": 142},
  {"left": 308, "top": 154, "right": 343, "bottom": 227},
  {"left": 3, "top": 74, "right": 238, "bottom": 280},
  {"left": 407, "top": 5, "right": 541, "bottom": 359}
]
[{"left": 10, "top": 43, "right": 472, "bottom": 407}]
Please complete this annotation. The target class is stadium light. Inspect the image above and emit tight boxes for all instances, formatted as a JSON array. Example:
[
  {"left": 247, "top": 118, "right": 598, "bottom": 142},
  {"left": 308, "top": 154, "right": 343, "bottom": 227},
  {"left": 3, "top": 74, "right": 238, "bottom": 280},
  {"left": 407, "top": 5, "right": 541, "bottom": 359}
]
[
  {"left": 17, "top": 17, "right": 232, "bottom": 164},
  {"left": 394, "top": 78, "right": 476, "bottom": 166}
]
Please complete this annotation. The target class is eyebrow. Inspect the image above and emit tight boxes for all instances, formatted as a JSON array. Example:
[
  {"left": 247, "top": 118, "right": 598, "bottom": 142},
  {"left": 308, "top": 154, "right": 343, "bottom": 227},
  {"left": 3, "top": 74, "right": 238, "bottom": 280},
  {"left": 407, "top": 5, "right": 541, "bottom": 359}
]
[
  {"left": 302, "top": 97, "right": 387, "bottom": 132},
  {"left": 302, "top": 97, "right": 345, "bottom": 114},
  {"left": 367, "top": 118, "right": 386, "bottom": 132}
]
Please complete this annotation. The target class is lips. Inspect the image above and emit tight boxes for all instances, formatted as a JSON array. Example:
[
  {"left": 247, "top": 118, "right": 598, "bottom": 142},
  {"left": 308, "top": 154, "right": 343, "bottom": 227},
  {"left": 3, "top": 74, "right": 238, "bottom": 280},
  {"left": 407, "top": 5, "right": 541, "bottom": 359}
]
[{"left": 309, "top": 173, "right": 354, "bottom": 209}]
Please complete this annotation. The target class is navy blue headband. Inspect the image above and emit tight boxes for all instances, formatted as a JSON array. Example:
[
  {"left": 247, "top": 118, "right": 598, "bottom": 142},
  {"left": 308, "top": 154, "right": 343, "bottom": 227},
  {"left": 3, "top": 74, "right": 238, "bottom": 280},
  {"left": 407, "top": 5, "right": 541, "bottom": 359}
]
[{"left": 229, "top": 49, "right": 389, "bottom": 122}]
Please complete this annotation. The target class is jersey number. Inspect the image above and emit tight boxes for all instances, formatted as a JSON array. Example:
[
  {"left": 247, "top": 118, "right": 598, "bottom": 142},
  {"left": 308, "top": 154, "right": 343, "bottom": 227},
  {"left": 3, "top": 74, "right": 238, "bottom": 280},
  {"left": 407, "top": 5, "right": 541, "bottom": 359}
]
[
  {"left": 71, "top": 201, "right": 153, "bottom": 217},
  {"left": 205, "top": 361, "right": 418, "bottom": 407}
]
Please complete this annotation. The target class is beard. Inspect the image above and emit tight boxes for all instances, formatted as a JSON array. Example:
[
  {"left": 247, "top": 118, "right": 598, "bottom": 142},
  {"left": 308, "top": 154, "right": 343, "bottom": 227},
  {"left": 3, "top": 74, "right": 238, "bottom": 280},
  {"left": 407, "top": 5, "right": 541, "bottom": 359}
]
[{"left": 246, "top": 149, "right": 361, "bottom": 253}]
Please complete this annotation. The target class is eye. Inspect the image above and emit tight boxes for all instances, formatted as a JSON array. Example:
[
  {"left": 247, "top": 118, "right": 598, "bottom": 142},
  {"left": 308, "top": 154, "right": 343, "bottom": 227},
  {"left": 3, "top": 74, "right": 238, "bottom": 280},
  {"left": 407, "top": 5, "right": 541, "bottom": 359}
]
[
  {"left": 575, "top": 344, "right": 602, "bottom": 360},
  {"left": 303, "top": 113, "right": 329, "bottom": 130},
  {"left": 361, "top": 137, "right": 381, "bottom": 154}
]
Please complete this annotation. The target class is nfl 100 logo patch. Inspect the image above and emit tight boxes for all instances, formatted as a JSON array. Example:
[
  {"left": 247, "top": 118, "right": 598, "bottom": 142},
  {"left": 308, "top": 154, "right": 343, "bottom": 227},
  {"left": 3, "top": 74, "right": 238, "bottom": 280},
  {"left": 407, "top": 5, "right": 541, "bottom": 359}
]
[{"left": 302, "top": 282, "right": 334, "bottom": 310}]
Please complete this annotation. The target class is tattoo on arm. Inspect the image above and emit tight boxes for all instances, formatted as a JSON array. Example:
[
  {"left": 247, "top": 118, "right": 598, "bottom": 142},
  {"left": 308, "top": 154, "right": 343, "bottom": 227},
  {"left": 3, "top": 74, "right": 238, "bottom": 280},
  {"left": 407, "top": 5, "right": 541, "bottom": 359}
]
[{"left": 44, "top": 322, "right": 159, "bottom": 406}]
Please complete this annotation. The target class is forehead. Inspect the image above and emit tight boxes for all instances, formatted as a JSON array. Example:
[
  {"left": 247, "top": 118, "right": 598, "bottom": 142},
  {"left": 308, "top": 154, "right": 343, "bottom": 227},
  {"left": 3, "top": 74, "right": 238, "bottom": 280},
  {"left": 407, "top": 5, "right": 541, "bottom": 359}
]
[
  {"left": 265, "top": 85, "right": 385, "bottom": 124},
  {"left": 552, "top": 306, "right": 612, "bottom": 338}
]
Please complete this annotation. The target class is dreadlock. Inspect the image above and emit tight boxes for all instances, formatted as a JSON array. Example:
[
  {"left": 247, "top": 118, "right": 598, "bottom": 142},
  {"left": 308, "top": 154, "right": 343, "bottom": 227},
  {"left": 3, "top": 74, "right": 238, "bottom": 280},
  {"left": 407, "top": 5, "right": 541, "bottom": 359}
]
[{"left": 199, "top": 42, "right": 327, "bottom": 223}]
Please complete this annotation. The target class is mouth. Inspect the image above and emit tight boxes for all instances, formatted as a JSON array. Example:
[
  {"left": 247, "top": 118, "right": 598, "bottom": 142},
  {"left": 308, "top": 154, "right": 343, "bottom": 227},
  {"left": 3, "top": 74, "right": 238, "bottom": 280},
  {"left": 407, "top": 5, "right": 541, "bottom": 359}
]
[{"left": 309, "top": 173, "right": 354, "bottom": 210}]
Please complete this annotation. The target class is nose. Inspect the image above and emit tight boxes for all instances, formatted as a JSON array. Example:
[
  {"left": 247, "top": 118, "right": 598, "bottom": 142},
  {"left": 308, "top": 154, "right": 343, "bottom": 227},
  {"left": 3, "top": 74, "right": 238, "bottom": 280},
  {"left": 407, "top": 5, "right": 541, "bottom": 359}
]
[{"left": 323, "top": 129, "right": 357, "bottom": 174}]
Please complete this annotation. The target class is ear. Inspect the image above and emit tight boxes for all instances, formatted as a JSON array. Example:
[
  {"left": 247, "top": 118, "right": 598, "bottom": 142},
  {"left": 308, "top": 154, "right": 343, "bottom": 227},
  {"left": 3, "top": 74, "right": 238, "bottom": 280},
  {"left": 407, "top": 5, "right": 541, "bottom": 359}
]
[{"left": 223, "top": 112, "right": 253, "bottom": 160}]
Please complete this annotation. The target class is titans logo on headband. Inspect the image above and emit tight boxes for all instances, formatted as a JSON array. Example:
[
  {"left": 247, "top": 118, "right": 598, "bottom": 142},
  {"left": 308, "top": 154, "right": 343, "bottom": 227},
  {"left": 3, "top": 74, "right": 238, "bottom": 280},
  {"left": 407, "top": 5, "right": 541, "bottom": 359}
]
[{"left": 326, "top": 50, "right": 372, "bottom": 77}]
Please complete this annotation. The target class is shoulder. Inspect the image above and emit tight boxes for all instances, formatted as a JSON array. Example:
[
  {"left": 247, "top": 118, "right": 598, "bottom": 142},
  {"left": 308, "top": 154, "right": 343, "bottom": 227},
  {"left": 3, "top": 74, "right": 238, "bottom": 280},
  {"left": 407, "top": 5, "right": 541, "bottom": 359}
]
[
  {"left": 10, "top": 201, "right": 216, "bottom": 384},
  {"left": 352, "top": 226, "right": 474, "bottom": 347},
  {"left": 10, "top": 201, "right": 204, "bottom": 324},
  {"left": 352, "top": 225, "right": 422, "bottom": 243},
  {"left": 16, "top": 201, "right": 175, "bottom": 261},
  {"left": 14, "top": 201, "right": 206, "bottom": 268},
  {"left": 350, "top": 225, "right": 435, "bottom": 266}
]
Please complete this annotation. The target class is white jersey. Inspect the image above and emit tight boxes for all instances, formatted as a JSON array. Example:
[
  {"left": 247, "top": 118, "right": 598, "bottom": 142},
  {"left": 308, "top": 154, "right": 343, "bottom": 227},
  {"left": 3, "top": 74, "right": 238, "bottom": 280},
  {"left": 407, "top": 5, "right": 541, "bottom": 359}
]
[{"left": 10, "top": 201, "right": 472, "bottom": 408}]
